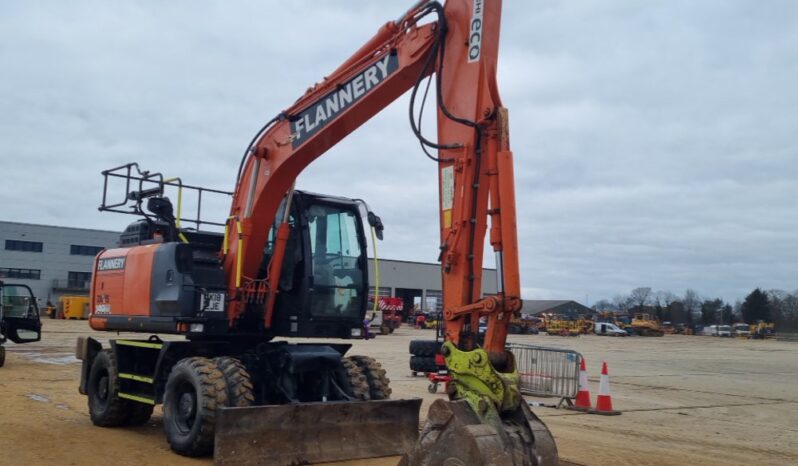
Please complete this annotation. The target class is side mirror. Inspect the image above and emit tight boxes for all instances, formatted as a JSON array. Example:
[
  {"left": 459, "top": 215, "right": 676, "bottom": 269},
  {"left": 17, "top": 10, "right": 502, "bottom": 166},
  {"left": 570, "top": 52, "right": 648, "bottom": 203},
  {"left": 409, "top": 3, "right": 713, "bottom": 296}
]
[
  {"left": 367, "top": 212, "right": 384, "bottom": 241},
  {"left": 9, "top": 327, "right": 41, "bottom": 344}
]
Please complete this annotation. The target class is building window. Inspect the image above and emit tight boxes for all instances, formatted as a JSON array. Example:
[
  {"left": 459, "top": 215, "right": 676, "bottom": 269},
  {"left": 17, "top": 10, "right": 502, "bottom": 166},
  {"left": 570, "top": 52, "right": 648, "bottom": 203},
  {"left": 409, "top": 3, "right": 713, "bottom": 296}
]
[
  {"left": 70, "top": 244, "right": 104, "bottom": 256},
  {"left": 67, "top": 271, "right": 93, "bottom": 289},
  {"left": 425, "top": 289, "right": 443, "bottom": 313},
  {"left": 368, "top": 286, "right": 392, "bottom": 297},
  {"left": 0, "top": 267, "right": 41, "bottom": 280},
  {"left": 4, "top": 239, "right": 43, "bottom": 252}
]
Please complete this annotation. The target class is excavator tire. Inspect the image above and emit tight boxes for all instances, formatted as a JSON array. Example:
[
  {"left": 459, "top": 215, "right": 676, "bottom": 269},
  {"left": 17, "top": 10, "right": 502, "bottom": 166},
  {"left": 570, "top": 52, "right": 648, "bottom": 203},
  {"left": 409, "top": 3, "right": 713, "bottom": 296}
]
[
  {"left": 87, "top": 349, "right": 130, "bottom": 427},
  {"left": 410, "top": 355, "right": 438, "bottom": 374},
  {"left": 0, "top": 346, "right": 5, "bottom": 368},
  {"left": 409, "top": 340, "right": 440, "bottom": 357},
  {"left": 339, "top": 357, "right": 370, "bottom": 400},
  {"left": 213, "top": 357, "right": 255, "bottom": 407},
  {"left": 401, "top": 399, "right": 559, "bottom": 466},
  {"left": 125, "top": 402, "right": 155, "bottom": 426},
  {"left": 350, "top": 355, "right": 392, "bottom": 400},
  {"left": 163, "top": 357, "right": 228, "bottom": 457}
]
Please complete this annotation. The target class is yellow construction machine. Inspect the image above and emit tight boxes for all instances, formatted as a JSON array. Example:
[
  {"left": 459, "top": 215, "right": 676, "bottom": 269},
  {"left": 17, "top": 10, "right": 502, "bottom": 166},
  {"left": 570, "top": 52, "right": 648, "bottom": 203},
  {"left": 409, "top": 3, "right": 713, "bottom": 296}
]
[{"left": 631, "top": 313, "right": 664, "bottom": 337}]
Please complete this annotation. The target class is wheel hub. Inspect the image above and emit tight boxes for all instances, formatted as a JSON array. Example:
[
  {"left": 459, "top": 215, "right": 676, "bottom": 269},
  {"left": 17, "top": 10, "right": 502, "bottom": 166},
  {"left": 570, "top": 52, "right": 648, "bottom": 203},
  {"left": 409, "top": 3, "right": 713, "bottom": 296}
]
[
  {"left": 178, "top": 391, "right": 197, "bottom": 427},
  {"left": 98, "top": 375, "right": 109, "bottom": 400}
]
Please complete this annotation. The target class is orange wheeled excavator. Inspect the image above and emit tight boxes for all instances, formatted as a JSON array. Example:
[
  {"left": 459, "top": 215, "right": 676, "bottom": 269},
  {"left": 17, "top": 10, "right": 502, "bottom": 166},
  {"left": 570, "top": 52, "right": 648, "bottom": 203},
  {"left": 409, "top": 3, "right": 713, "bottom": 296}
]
[{"left": 76, "top": 1, "right": 558, "bottom": 464}]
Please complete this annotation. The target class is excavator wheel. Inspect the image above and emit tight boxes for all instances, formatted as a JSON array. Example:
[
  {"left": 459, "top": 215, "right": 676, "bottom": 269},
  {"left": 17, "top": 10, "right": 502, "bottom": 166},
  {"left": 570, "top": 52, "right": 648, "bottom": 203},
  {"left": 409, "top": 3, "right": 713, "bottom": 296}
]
[
  {"left": 213, "top": 356, "right": 255, "bottom": 407},
  {"left": 125, "top": 402, "right": 155, "bottom": 426},
  {"left": 87, "top": 349, "right": 131, "bottom": 427},
  {"left": 349, "top": 355, "right": 392, "bottom": 400},
  {"left": 339, "top": 357, "right": 371, "bottom": 400},
  {"left": 401, "top": 400, "right": 558, "bottom": 466},
  {"left": 163, "top": 357, "right": 228, "bottom": 457}
]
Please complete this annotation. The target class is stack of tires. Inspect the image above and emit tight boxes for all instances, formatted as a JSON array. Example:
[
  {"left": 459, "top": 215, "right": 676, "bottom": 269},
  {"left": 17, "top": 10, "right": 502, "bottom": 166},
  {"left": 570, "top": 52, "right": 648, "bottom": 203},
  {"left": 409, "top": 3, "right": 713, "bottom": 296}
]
[{"left": 408, "top": 340, "right": 442, "bottom": 376}]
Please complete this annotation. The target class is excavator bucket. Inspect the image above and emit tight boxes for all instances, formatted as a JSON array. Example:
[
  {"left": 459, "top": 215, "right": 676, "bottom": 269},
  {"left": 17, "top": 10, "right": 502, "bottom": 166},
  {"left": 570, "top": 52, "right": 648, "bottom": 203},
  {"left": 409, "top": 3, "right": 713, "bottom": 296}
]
[
  {"left": 400, "top": 399, "right": 558, "bottom": 466},
  {"left": 213, "top": 398, "right": 422, "bottom": 466}
]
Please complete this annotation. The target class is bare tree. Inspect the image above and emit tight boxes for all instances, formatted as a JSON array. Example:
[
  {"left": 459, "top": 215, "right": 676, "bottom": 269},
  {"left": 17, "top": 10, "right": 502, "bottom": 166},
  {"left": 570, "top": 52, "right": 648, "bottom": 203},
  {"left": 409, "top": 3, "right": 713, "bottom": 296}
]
[
  {"left": 592, "top": 299, "right": 613, "bottom": 312},
  {"left": 683, "top": 289, "right": 702, "bottom": 322},
  {"left": 612, "top": 294, "right": 631, "bottom": 311},
  {"left": 629, "top": 287, "right": 653, "bottom": 311},
  {"left": 656, "top": 290, "right": 677, "bottom": 307}
]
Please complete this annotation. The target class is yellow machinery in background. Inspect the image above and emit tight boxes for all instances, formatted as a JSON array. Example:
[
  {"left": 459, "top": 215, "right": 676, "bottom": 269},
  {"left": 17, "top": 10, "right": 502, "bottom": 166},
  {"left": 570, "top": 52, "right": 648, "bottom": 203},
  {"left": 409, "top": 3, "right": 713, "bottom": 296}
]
[
  {"left": 59, "top": 296, "right": 90, "bottom": 320},
  {"left": 631, "top": 313, "right": 665, "bottom": 336},
  {"left": 749, "top": 321, "right": 775, "bottom": 339},
  {"left": 545, "top": 317, "right": 593, "bottom": 336}
]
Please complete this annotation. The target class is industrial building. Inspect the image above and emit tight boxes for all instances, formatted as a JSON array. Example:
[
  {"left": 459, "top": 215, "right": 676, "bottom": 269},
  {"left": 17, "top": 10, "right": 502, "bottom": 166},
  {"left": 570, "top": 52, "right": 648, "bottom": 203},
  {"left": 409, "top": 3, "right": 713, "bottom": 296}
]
[
  {"left": 0, "top": 221, "right": 119, "bottom": 302},
  {"left": 0, "top": 220, "right": 497, "bottom": 315}
]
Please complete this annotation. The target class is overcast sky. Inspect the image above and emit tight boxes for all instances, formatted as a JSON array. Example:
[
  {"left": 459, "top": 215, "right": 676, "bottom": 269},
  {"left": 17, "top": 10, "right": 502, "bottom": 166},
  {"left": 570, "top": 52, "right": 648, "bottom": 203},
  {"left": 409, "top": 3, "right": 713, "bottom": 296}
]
[{"left": 1, "top": 0, "right": 796, "bottom": 304}]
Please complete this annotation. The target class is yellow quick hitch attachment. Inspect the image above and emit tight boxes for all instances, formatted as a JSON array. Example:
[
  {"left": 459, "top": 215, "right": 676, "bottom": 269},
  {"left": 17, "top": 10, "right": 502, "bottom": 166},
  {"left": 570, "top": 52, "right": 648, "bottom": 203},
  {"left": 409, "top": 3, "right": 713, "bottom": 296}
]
[{"left": 441, "top": 340, "right": 522, "bottom": 419}]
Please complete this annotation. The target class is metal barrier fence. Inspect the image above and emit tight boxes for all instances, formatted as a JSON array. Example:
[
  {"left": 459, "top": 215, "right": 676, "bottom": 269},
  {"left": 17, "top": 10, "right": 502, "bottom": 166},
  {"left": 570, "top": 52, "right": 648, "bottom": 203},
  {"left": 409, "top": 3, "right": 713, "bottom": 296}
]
[{"left": 507, "top": 343, "right": 582, "bottom": 405}]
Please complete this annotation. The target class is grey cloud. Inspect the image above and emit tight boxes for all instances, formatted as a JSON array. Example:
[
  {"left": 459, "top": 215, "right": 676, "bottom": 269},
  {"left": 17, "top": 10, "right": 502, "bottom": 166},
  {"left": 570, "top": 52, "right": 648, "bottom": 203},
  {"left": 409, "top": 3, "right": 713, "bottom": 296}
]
[{"left": 1, "top": 1, "right": 796, "bottom": 304}]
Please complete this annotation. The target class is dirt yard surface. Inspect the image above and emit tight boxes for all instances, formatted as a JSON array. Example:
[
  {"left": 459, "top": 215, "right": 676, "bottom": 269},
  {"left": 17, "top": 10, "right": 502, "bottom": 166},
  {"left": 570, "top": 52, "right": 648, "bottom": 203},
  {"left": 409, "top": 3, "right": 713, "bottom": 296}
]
[{"left": 1, "top": 320, "right": 796, "bottom": 466}]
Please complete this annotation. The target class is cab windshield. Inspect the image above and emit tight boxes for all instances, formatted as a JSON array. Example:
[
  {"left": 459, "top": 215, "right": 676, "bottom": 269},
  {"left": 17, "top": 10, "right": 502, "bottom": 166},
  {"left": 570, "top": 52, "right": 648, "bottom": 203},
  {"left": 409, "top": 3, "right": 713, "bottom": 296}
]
[{"left": 307, "top": 204, "right": 364, "bottom": 318}]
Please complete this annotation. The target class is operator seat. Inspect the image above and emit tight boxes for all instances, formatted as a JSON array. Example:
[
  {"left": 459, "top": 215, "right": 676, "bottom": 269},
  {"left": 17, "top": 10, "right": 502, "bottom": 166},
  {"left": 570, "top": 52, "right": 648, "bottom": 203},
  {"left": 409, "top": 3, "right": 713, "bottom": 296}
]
[{"left": 311, "top": 257, "right": 336, "bottom": 315}]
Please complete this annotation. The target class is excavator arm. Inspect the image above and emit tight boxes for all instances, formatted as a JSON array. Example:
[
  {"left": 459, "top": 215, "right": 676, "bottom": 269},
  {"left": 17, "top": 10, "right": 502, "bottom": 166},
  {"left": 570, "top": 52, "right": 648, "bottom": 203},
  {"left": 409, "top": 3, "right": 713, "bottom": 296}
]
[
  {"left": 227, "top": 0, "right": 519, "bottom": 354},
  {"left": 224, "top": 1, "right": 557, "bottom": 464}
]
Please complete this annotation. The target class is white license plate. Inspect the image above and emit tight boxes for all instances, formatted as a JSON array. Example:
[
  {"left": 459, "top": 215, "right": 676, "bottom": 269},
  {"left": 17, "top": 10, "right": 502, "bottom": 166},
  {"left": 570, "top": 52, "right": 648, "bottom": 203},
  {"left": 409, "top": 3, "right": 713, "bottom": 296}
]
[{"left": 200, "top": 292, "right": 225, "bottom": 312}]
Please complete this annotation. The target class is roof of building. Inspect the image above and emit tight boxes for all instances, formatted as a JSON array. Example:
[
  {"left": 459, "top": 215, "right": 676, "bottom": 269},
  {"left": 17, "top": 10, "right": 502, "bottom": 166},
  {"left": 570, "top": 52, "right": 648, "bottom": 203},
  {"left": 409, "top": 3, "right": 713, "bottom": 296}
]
[
  {"left": 0, "top": 220, "right": 118, "bottom": 235},
  {"left": 523, "top": 300, "right": 574, "bottom": 313},
  {"left": 523, "top": 299, "right": 594, "bottom": 315}
]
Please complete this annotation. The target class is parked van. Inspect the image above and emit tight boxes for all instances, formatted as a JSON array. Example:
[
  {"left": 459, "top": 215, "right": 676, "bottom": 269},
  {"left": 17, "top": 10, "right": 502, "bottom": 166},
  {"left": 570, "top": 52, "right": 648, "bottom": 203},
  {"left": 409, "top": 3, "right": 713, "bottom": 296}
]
[
  {"left": 732, "top": 323, "right": 751, "bottom": 337},
  {"left": 594, "top": 322, "right": 628, "bottom": 336}
]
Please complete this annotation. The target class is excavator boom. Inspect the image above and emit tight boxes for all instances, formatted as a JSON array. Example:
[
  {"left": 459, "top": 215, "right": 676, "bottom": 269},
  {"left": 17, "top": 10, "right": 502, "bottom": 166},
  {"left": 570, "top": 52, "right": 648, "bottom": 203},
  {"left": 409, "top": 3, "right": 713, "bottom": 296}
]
[{"left": 219, "top": 0, "right": 557, "bottom": 464}]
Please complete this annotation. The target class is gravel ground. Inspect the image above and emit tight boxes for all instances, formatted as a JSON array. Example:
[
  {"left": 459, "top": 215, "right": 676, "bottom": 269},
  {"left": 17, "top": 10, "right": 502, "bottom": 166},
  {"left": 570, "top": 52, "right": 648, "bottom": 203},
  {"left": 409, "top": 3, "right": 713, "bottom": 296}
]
[{"left": 0, "top": 320, "right": 796, "bottom": 466}]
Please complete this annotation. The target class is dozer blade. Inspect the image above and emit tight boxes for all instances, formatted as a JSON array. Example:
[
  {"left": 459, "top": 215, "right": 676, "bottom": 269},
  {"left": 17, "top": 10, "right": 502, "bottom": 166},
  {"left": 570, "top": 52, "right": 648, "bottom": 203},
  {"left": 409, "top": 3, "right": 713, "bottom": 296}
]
[
  {"left": 400, "top": 399, "right": 558, "bottom": 466},
  {"left": 214, "top": 398, "right": 422, "bottom": 466}
]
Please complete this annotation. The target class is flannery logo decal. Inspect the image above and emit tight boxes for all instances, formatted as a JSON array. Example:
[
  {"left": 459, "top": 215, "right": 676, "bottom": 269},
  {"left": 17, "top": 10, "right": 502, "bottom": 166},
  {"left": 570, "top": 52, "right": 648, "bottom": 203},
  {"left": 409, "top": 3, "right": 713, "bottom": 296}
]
[
  {"left": 97, "top": 257, "right": 126, "bottom": 271},
  {"left": 291, "top": 53, "right": 399, "bottom": 148}
]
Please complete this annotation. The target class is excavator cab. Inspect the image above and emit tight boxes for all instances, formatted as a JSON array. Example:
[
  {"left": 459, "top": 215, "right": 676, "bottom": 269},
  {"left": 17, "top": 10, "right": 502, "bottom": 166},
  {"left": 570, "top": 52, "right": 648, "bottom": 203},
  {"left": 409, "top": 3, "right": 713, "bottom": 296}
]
[{"left": 260, "top": 191, "right": 371, "bottom": 339}]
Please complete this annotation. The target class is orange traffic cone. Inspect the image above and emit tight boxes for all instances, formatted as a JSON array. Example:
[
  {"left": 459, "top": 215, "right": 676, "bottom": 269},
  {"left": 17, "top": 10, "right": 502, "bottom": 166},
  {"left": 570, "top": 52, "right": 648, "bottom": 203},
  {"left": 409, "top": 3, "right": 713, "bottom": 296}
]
[
  {"left": 591, "top": 361, "right": 621, "bottom": 415},
  {"left": 566, "top": 357, "right": 592, "bottom": 411}
]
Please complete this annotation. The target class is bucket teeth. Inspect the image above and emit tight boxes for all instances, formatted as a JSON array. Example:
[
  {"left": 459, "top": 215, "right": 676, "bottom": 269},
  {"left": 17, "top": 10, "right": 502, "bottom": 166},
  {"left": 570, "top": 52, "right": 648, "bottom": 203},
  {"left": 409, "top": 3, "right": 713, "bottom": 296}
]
[{"left": 400, "top": 399, "right": 559, "bottom": 466}]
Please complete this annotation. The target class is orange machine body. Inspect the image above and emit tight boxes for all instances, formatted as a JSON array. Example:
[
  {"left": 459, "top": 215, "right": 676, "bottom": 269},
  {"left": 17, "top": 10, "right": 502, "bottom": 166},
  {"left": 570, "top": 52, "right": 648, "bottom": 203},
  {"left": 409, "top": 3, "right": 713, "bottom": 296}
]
[{"left": 89, "top": 246, "right": 156, "bottom": 330}]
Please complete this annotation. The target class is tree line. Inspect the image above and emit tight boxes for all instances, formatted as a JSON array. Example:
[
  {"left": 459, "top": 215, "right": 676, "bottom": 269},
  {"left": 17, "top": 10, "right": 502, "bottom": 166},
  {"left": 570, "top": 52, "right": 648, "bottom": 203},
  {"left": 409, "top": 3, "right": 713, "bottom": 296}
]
[{"left": 592, "top": 287, "right": 798, "bottom": 330}]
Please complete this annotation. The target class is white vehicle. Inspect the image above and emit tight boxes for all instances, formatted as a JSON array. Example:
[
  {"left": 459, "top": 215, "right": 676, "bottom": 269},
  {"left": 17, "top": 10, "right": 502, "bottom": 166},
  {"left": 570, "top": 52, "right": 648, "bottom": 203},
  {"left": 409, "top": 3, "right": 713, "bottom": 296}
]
[
  {"left": 732, "top": 323, "right": 750, "bottom": 337},
  {"left": 702, "top": 325, "right": 732, "bottom": 337},
  {"left": 594, "top": 322, "right": 628, "bottom": 336}
]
